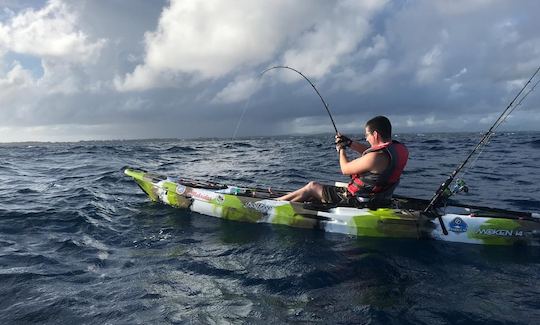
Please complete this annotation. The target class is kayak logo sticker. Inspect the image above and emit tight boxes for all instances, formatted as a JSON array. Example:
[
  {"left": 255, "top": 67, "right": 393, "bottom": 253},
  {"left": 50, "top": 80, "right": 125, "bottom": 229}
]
[
  {"left": 476, "top": 229, "right": 525, "bottom": 237},
  {"left": 176, "top": 185, "right": 186, "bottom": 195},
  {"left": 246, "top": 201, "right": 272, "bottom": 214},
  {"left": 449, "top": 217, "right": 468, "bottom": 233}
]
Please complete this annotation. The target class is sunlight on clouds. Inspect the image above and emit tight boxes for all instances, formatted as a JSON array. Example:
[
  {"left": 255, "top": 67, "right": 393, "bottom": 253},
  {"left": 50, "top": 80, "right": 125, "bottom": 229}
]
[
  {"left": 282, "top": 0, "right": 388, "bottom": 79},
  {"left": 1, "top": 0, "right": 540, "bottom": 141},
  {"left": 117, "top": 0, "right": 389, "bottom": 91},
  {"left": 117, "top": 0, "right": 318, "bottom": 91},
  {"left": 0, "top": 0, "right": 107, "bottom": 97},
  {"left": 0, "top": 62, "right": 33, "bottom": 89},
  {"left": 0, "top": 124, "right": 127, "bottom": 142},
  {"left": 0, "top": 0, "right": 105, "bottom": 62},
  {"left": 285, "top": 116, "right": 338, "bottom": 135},
  {"left": 0, "top": 62, "right": 34, "bottom": 114},
  {"left": 404, "top": 116, "right": 439, "bottom": 127}
]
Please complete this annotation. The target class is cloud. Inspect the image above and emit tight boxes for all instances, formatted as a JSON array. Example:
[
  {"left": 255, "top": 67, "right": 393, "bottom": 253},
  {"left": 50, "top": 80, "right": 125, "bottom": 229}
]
[
  {"left": 213, "top": 75, "right": 261, "bottom": 104},
  {"left": 116, "top": 0, "right": 388, "bottom": 91},
  {"left": 281, "top": 0, "right": 388, "bottom": 79},
  {"left": 333, "top": 58, "right": 391, "bottom": 93},
  {"left": 0, "top": 61, "right": 33, "bottom": 90},
  {"left": 115, "top": 0, "right": 309, "bottom": 90},
  {"left": 0, "top": 0, "right": 109, "bottom": 98},
  {"left": 416, "top": 45, "right": 443, "bottom": 84},
  {"left": 0, "top": 0, "right": 105, "bottom": 62},
  {"left": 2, "top": 0, "right": 540, "bottom": 142},
  {"left": 0, "top": 62, "right": 37, "bottom": 125}
]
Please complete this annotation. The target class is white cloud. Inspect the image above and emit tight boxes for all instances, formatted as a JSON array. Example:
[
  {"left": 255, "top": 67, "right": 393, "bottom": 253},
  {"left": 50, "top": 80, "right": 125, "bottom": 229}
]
[
  {"left": 284, "top": 115, "right": 337, "bottom": 135},
  {"left": 0, "top": 61, "right": 33, "bottom": 89},
  {"left": 0, "top": 123, "right": 135, "bottom": 142},
  {"left": 282, "top": 0, "right": 388, "bottom": 79},
  {"left": 117, "top": 0, "right": 388, "bottom": 91},
  {"left": 1, "top": 0, "right": 540, "bottom": 142},
  {"left": 0, "top": 0, "right": 105, "bottom": 62},
  {"left": 116, "top": 0, "right": 317, "bottom": 90},
  {"left": 404, "top": 115, "right": 439, "bottom": 128},
  {"left": 334, "top": 58, "right": 391, "bottom": 93},
  {"left": 213, "top": 75, "right": 261, "bottom": 104},
  {"left": 416, "top": 45, "right": 443, "bottom": 84},
  {"left": 0, "top": 62, "right": 35, "bottom": 113},
  {"left": 0, "top": 0, "right": 110, "bottom": 101},
  {"left": 361, "top": 35, "right": 388, "bottom": 59}
]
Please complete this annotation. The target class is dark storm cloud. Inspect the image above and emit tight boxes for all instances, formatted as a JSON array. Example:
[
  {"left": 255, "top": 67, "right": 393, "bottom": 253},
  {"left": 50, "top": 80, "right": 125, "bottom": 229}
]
[{"left": 0, "top": 0, "right": 539, "bottom": 141}]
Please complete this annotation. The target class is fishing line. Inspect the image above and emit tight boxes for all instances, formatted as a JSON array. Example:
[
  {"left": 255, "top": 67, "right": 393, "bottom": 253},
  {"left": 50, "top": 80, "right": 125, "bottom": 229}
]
[
  {"left": 493, "top": 76, "right": 540, "bottom": 130},
  {"left": 232, "top": 66, "right": 337, "bottom": 139},
  {"left": 462, "top": 72, "right": 540, "bottom": 178},
  {"left": 425, "top": 65, "right": 540, "bottom": 223},
  {"left": 260, "top": 66, "right": 339, "bottom": 134},
  {"left": 231, "top": 96, "right": 253, "bottom": 140}
]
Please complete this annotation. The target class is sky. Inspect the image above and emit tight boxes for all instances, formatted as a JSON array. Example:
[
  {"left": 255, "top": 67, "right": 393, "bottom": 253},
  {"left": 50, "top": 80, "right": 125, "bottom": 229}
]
[{"left": 0, "top": 0, "right": 540, "bottom": 142}]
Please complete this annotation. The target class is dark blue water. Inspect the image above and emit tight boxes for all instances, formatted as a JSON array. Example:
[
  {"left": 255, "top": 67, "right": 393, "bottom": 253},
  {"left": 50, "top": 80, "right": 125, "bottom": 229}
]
[{"left": 1, "top": 132, "right": 540, "bottom": 324}]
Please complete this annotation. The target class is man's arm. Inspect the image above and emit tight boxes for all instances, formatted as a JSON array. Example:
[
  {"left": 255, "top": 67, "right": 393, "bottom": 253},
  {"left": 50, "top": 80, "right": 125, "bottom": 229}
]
[
  {"left": 338, "top": 150, "right": 381, "bottom": 175},
  {"left": 335, "top": 133, "right": 369, "bottom": 154},
  {"left": 349, "top": 140, "right": 369, "bottom": 154}
]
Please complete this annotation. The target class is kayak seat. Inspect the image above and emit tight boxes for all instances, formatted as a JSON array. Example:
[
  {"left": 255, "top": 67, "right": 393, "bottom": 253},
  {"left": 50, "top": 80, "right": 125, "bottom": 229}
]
[{"left": 302, "top": 201, "right": 340, "bottom": 211}]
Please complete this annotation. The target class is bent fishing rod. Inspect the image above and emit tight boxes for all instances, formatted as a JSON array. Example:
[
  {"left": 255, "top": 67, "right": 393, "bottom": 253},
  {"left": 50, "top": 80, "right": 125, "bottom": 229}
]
[
  {"left": 260, "top": 66, "right": 339, "bottom": 134},
  {"left": 424, "top": 65, "right": 540, "bottom": 229}
]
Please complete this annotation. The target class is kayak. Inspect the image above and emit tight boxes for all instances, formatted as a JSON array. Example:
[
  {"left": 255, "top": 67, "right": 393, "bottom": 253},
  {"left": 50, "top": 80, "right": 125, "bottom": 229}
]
[{"left": 124, "top": 167, "right": 540, "bottom": 246}]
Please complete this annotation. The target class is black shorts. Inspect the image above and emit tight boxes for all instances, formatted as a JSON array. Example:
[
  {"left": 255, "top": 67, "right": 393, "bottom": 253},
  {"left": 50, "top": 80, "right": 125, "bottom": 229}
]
[{"left": 321, "top": 185, "right": 351, "bottom": 204}]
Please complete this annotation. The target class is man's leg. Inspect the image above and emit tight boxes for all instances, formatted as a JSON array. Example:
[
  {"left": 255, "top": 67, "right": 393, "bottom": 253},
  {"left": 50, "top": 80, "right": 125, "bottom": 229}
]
[{"left": 276, "top": 181, "right": 324, "bottom": 202}]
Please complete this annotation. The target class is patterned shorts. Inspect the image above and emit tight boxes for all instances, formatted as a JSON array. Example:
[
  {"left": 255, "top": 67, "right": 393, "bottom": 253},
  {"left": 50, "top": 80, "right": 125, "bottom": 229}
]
[{"left": 321, "top": 185, "right": 350, "bottom": 204}]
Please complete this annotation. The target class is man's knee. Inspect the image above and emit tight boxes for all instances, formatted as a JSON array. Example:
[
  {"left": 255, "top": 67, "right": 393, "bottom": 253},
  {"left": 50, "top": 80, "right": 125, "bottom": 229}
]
[{"left": 307, "top": 181, "right": 320, "bottom": 190}]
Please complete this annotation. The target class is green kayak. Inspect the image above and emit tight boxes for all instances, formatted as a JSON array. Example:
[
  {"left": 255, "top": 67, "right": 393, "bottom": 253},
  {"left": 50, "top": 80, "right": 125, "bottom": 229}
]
[{"left": 124, "top": 167, "right": 540, "bottom": 246}]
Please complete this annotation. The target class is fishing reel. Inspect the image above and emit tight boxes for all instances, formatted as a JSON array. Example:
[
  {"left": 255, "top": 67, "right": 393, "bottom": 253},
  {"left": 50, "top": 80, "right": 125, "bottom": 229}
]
[{"left": 442, "top": 179, "right": 469, "bottom": 199}]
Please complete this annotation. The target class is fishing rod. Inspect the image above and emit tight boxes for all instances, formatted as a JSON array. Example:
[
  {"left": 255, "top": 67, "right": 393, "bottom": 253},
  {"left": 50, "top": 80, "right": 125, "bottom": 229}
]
[
  {"left": 424, "top": 65, "right": 540, "bottom": 234},
  {"left": 260, "top": 66, "right": 339, "bottom": 134}
]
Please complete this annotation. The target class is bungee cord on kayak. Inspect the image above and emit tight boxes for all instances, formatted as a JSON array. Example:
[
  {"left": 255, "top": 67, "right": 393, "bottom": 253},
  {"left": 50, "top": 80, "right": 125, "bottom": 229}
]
[
  {"left": 260, "top": 66, "right": 339, "bottom": 134},
  {"left": 425, "top": 65, "right": 540, "bottom": 225}
]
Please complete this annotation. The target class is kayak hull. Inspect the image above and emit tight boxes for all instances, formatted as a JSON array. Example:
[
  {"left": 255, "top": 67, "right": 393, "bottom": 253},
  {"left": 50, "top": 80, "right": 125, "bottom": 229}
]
[{"left": 124, "top": 168, "right": 540, "bottom": 246}]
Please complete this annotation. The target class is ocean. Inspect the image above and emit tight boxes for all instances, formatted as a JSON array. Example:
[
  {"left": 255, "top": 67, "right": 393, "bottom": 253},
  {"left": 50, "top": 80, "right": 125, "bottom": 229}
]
[{"left": 1, "top": 132, "right": 539, "bottom": 324}]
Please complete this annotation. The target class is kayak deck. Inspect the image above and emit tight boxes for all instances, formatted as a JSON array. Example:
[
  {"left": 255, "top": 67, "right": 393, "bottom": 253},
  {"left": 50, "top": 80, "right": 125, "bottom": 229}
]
[{"left": 124, "top": 167, "right": 540, "bottom": 246}]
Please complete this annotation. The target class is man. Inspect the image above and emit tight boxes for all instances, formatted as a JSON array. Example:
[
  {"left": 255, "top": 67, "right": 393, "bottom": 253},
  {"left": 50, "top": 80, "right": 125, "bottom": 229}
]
[{"left": 277, "top": 116, "right": 408, "bottom": 205}]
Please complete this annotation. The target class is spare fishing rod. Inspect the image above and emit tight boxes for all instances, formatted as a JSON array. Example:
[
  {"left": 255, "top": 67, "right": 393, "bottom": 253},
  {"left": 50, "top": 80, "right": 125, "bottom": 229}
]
[
  {"left": 260, "top": 66, "right": 339, "bottom": 134},
  {"left": 424, "top": 65, "right": 540, "bottom": 234}
]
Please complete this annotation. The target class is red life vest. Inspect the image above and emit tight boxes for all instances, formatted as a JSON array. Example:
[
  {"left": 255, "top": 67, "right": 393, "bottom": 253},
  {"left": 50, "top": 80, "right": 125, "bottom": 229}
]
[{"left": 347, "top": 140, "right": 409, "bottom": 198}]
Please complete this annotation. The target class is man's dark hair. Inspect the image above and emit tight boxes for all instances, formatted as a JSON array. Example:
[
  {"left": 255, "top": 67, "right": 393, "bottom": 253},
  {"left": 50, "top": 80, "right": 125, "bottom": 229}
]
[{"left": 366, "top": 116, "right": 392, "bottom": 140}]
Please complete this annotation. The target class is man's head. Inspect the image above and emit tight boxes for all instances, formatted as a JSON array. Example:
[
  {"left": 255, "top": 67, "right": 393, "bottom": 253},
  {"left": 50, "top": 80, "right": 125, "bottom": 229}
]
[{"left": 365, "top": 116, "right": 392, "bottom": 143}]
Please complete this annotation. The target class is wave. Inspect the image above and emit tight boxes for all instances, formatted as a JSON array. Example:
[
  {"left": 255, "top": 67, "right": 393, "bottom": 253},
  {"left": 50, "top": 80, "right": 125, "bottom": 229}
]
[
  {"left": 165, "top": 145, "right": 197, "bottom": 152},
  {"left": 529, "top": 139, "right": 540, "bottom": 148},
  {"left": 422, "top": 139, "right": 443, "bottom": 144}
]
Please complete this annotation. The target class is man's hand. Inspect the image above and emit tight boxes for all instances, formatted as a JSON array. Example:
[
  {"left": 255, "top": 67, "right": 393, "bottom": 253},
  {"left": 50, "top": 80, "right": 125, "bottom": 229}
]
[{"left": 335, "top": 133, "right": 352, "bottom": 152}]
